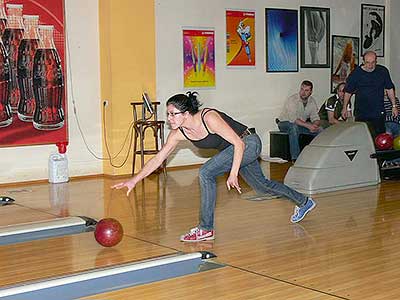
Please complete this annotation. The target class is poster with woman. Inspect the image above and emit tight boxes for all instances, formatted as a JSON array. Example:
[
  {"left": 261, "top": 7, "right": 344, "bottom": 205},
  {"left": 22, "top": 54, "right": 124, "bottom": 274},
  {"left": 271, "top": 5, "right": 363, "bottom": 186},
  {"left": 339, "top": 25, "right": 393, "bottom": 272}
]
[
  {"left": 331, "top": 35, "right": 359, "bottom": 93},
  {"left": 0, "top": 0, "right": 67, "bottom": 147}
]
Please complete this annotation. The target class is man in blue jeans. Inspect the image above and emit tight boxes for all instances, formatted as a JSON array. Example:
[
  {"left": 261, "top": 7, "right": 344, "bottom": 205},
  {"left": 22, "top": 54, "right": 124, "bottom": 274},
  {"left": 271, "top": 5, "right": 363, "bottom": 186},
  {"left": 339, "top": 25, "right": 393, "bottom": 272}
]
[
  {"left": 278, "top": 80, "right": 322, "bottom": 161},
  {"left": 383, "top": 93, "right": 400, "bottom": 166}
]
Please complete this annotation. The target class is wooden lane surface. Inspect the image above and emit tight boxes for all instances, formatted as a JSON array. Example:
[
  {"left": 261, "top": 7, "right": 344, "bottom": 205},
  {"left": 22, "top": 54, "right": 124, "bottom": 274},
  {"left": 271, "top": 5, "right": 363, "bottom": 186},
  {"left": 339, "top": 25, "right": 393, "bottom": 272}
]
[
  {"left": 0, "top": 204, "right": 58, "bottom": 227},
  {"left": 0, "top": 179, "right": 108, "bottom": 218},
  {"left": 111, "top": 164, "right": 400, "bottom": 300},
  {"left": 0, "top": 232, "right": 176, "bottom": 288},
  {"left": 2, "top": 163, "right": 400, "bottom": 299},
  {"left": 82, "top": 266, "right": 340, "bottom": 300}
]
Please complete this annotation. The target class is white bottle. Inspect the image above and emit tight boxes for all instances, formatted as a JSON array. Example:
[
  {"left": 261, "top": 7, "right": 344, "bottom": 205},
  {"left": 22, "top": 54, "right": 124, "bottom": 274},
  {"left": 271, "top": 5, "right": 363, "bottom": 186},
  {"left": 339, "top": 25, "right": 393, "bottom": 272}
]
[{"left": 48, "top": 142, "right": 69, "bottom": 184}]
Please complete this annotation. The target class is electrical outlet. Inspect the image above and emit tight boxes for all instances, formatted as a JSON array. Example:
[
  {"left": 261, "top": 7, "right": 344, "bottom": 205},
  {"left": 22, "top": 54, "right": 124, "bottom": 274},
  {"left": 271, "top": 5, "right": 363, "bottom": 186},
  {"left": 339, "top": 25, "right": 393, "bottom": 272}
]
[{"left": 103, "top": 100, "right": 109, "bottom": 106}]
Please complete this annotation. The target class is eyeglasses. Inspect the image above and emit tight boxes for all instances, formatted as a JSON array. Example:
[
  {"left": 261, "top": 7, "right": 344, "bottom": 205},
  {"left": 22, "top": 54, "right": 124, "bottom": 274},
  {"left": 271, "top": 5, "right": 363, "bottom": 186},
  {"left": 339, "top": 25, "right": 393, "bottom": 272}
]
[{"left": 167, "top": 111, "right": 184, "bottom": 117}]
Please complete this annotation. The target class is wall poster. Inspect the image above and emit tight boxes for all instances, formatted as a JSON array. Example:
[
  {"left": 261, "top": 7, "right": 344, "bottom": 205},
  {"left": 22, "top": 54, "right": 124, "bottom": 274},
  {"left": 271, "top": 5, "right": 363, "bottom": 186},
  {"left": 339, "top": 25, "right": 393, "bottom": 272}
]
[
  {"left": 265, "top": 8, "right": 298, "bottom": 72},
  {"left": 226, "top": 9, "right": 255, "bottom": 67},
  {"left": 0, "top": 0, "right": 67, "bottom": 147},
  {"left": 183, "top": 28, "right": 215, "bottom": 88},
  {"left": 331, "top": 35, "right": 359, "bottom": 93},
  {"left": 361, "top": 4, "right": 384, "bottom": 57}
]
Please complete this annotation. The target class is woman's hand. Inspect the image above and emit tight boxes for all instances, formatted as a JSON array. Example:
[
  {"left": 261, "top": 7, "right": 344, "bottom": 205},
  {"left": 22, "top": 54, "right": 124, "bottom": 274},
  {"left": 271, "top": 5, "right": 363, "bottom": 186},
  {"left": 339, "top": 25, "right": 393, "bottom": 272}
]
[
  {"left": 111, "top": 179, "right": 137, "bottom": 196},
  {"left": 226, "top": 173, "right": 241, "bottom": 194},
  {"left": 110, "top": 130, "right": 183, "bottom": 197}
]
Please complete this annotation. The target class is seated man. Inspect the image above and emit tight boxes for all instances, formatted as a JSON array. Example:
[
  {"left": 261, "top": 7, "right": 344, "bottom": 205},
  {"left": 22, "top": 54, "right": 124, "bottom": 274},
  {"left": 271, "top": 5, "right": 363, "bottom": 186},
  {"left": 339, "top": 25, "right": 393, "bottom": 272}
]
[
  {"left": 318, "top": 82, "right": 352, "bottom": 128},
  {"left": 382, "top": 89, "right": 400, "bottom": 167},
  {"left": 384, "top": 89, "right": 400, "bottom": 137},
  {"left": 277, "top": 80, "right": 322, "bottom": 161}
]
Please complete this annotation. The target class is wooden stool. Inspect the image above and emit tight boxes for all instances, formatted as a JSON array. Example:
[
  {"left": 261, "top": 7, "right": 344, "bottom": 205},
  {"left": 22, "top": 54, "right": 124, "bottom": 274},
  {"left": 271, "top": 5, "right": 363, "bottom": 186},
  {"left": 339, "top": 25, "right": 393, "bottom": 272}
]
[{"left": 131, "top": 101, "right": 166, "bottom": 176}]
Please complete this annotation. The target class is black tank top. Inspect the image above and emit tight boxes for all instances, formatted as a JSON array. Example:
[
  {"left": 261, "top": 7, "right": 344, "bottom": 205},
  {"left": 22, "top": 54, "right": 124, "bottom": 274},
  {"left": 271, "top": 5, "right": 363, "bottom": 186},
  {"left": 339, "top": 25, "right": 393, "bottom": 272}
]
[{"left": 179, "top": 108, "right": 247, "bottom": 151}]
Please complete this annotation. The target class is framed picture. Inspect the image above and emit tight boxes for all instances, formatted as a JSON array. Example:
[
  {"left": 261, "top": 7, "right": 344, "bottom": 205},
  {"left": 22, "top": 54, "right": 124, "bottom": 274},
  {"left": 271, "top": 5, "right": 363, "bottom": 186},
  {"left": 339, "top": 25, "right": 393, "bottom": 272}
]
[
  {"left": 183, "top": 28, "right": 215, "bottom": 88},
  {"left": 226, "top": 9, "right": 255, "bottom": 67},
  {"left": 331, "top": 35, "right": 359, "bottom": 93},
  {"left": 265, "top": 8, "right": 298, "bottom": 72},
  {"left": 361, "top": 4, "right": 384, "bottom": 57},
  {"left": 300, "top": 6, "right": 330, "bottom": 68}
]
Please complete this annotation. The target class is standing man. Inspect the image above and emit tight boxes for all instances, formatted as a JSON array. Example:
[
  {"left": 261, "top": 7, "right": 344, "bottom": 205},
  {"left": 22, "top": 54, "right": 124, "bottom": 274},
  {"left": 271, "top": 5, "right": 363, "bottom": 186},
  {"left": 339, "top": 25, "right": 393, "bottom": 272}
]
[
  {"left": 342, "top": 51, "right": 398, "bottom": 137},
  {"left": 278, "top": 80, "right": 322, "bottom": 161}
]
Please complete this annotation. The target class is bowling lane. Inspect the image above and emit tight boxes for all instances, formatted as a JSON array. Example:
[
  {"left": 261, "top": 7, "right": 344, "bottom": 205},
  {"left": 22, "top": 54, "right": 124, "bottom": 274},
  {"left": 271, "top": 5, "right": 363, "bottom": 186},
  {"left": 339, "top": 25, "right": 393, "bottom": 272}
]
[
  {"left": 0, "top": 252, "right": 219, "bottom": 299},
  {"left": 0, "top": 232, "right": 176, "bottom": 288},
  {"left": 0, "top": 216, "right": 96, "bottom": 246},
  {"left": 82, "top": 266, "right": 339, "bottom": 300},
  {"left": 0, "top": 204, "right": 58, "bottom": 227},
  {"left": 0, "top": 178, "right": 109, "bottom": 218}
]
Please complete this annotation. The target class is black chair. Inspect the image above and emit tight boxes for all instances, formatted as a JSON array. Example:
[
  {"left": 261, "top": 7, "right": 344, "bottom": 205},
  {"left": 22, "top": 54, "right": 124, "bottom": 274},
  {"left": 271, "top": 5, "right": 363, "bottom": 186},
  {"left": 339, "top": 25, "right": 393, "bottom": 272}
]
[{"left": 270, "top": 118, "right": 316, "bottom": 160}]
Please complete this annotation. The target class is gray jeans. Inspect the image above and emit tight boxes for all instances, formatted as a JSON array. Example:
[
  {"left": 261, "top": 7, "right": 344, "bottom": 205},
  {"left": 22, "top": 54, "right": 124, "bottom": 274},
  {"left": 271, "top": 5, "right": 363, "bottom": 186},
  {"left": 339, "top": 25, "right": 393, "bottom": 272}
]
[{"left": 198, "top": 134, "right": 308, "bottom": 230}]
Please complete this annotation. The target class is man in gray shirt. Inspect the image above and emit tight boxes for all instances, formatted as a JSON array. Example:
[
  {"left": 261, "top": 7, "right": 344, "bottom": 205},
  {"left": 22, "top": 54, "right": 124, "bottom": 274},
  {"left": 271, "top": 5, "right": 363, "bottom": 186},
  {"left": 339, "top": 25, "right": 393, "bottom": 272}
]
[{"left": 277, "top": 80, "right": 322, "bottom": 160}]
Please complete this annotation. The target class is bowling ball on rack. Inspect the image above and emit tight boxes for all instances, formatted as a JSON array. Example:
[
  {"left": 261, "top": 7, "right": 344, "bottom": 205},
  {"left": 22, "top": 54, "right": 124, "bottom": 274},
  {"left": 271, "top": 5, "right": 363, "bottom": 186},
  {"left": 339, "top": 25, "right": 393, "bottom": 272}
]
[
  {"left": 393, "top": 136, "right": 400, "bottom": 150},
  {"left": 94, "top": 218, "right": 124, "bottom": 247},
  {"left": 375, "top": 133, "right": 393, "bottom": 150}
]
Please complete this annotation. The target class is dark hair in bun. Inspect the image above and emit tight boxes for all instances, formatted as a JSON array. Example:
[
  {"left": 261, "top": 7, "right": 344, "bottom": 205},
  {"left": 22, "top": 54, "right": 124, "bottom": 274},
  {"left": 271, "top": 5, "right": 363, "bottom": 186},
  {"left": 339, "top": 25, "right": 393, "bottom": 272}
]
[{"left": 166, "top": 91, "right": 202, "bottom": 115}]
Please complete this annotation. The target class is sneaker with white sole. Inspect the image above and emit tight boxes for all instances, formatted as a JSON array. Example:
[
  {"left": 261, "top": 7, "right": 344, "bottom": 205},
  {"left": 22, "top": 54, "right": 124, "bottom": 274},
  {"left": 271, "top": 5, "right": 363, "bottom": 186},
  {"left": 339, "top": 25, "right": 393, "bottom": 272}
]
[
  {"left": 290, "top": 198, "right": 316, "bottom": 223},
  {"left": 180, "top": 227, "right": 215, "bottom": 242}
]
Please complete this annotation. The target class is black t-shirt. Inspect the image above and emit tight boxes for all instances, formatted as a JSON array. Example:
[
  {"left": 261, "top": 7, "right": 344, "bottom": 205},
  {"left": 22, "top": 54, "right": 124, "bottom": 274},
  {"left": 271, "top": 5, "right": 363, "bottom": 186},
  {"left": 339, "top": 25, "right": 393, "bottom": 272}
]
[{"left": 345, "top": 65, "right": 394, "bottom": 118}]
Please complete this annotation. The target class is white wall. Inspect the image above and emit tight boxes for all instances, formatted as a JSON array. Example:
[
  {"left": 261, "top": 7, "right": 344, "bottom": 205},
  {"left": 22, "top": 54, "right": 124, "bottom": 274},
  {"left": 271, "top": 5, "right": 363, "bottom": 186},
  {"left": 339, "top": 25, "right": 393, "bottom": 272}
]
[
  {"left": 1, "top": 0, "right": 396, "bottom": 184},
  {"left": 0, "top": 0, "right": 102, "bottom": 183},
  {"left": 156, "top": 0, "right": 387, "bottom": 167},
  {"left": 389, "top": 0, "right": 400, "bottom": 89}
]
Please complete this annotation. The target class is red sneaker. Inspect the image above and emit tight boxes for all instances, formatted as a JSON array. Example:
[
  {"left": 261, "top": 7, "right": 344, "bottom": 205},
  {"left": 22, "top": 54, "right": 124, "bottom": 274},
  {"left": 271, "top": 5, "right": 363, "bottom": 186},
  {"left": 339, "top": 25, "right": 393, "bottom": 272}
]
[{"left": 180, "top": 227, "right": 215, "bottom": 242}]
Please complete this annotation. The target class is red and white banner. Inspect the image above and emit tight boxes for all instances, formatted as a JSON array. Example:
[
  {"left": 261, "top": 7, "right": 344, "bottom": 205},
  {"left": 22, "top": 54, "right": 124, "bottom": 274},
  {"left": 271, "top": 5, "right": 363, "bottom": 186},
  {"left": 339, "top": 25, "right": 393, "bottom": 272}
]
[{"left": 0, "top": 0, "right": 67, "bottom": 147}]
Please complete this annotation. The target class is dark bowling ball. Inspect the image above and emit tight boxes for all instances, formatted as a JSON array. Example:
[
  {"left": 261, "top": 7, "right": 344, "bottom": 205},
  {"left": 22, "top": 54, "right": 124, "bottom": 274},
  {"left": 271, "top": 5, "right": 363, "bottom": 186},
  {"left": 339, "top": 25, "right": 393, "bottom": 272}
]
[
  {"left": 375, "top": 133, "right": 393, "bottom": 150},
  {"left": 94, "top": 218, "right": 124, "bottom": 247}
]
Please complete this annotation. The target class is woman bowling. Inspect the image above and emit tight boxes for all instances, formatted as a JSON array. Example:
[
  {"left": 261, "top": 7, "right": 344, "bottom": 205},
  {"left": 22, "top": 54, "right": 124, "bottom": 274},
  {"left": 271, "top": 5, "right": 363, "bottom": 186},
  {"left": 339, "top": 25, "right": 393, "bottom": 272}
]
[{"left": 112, "top": 92, "right": 316, "bottom": 242}]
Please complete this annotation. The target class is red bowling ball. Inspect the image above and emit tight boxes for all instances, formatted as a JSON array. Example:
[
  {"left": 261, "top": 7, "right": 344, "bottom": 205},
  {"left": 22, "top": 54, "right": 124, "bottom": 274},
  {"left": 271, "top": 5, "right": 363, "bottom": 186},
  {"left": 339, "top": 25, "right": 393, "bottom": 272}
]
[
  {"left": 375, "top": 133, "right": 393, "bottom": 150},
  {"left": 94, "top": 218, "right": 124, "bottom": 247}
]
